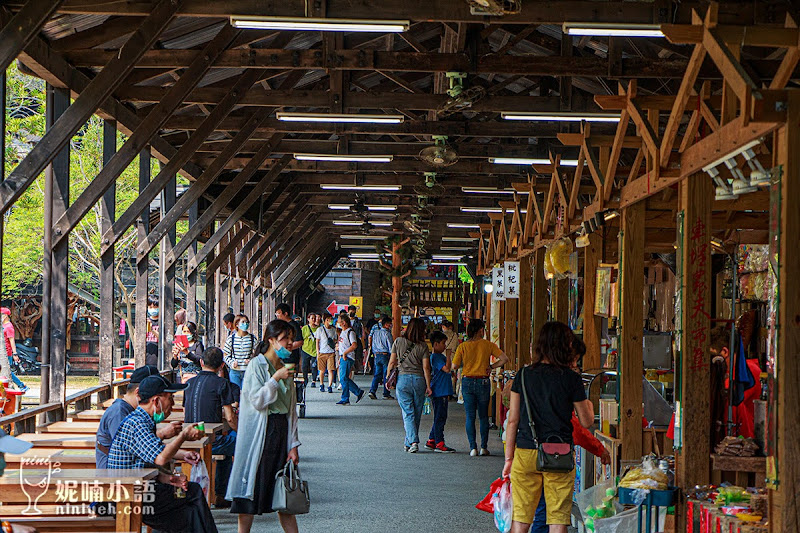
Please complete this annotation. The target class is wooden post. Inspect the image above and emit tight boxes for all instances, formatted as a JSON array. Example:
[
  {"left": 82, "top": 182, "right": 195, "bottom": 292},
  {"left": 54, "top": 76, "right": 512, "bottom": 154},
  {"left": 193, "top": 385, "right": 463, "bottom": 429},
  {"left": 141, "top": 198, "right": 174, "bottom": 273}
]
[
  {"left": 134, "top": 148, "right": 150, "bottom": 367},
  {"left": 583, "top": 233, "right": 603, "bottom": 369},
  {"left": 186, "top": 201, "right": 198, "bottom": 323},
  {"left": 532, "top": 248, "right": 547, "bottom": 341},
  {"left": 619, "top": 202, "right": 644, "bottom": 461},
  {"left": 517, "top": 257, "right": 533, "bottom": 367},
  {"left": 159, "top": 174, "right": 176, "bottom": 369},
  {"left": 554, "top": 278, "right": 569, "bottom": 324},
  {"left": 675, "top": 174, "right": 713, "bottom": 532},
  {"left": 391, "top": 240, "right": 402, "bottom": 339},
  {"left": 205, "top": 238, "right": 216, "bottom": 345},
  {"left": 41, "top": 85, "right": 70, "bottom": 409},
  {"left": 770, "top": 92, "right": 800, "bottom": 532},
  {"left": 98, "top": 120, "right": 117, "bottom": 384}
]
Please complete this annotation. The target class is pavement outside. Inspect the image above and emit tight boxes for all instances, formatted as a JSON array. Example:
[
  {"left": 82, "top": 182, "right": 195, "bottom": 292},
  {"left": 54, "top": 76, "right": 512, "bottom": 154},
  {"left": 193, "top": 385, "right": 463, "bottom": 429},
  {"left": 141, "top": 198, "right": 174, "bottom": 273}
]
[{"left": 211, "top": 375, "right": 505, "bottom": 532}]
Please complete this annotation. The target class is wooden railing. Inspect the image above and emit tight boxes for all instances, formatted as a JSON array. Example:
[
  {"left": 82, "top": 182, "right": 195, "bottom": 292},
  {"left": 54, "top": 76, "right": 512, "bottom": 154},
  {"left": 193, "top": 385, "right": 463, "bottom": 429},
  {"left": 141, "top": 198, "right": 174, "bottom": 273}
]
[{"left": 0, "top": 370, "right": 174, "bottom": 435}]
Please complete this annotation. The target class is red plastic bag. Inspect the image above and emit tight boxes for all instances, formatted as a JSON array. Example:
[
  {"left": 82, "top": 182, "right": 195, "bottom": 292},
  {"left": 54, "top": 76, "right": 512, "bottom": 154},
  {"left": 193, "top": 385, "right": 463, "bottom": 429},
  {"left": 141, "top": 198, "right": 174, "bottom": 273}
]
[{"left": 476, "top": 477, "right": 505, "bottom": 513}]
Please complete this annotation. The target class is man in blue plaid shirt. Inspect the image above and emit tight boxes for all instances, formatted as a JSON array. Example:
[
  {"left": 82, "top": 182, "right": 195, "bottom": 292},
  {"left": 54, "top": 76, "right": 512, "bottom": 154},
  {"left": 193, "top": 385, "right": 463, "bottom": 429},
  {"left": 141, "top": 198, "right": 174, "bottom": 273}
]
[{"left": 109, "top": 375, "right": 217, "bottom": 532}]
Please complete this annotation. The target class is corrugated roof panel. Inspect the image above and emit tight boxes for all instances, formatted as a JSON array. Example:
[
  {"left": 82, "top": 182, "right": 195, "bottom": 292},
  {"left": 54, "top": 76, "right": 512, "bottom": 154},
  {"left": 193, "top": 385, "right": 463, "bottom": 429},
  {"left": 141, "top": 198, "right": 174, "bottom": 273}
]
[{"left": 42, "top": 14, "right": 109, "bottom": 41}]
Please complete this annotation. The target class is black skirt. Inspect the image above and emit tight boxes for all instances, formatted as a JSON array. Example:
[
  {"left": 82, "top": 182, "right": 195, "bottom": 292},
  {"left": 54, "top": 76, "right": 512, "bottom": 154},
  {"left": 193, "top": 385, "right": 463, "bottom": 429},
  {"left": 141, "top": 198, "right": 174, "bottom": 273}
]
[{"left": 230, "top": 413, "right": 289, "bottom": 515}]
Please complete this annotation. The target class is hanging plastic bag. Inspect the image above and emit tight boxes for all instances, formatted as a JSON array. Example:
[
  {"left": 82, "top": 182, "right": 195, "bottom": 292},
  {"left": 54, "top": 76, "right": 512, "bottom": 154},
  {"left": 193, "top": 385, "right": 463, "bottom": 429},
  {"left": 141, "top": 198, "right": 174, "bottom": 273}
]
[
  {"left": 492, "top": 479, "right": 513, "bottom": 533},
  {"left": 423, "top": 396, "right": 432, "bottom": 415},
  {"left": 190, "top": 460, "right": 210, "bottom": 499},
  {"left": 476, "top": 477, "right": 505, "bottom": 513}
]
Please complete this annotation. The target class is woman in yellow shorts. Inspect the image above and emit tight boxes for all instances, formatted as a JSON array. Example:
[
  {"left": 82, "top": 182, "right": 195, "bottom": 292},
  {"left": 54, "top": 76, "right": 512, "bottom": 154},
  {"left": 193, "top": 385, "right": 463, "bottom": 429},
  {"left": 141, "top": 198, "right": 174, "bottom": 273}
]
[{"left": 502, "top": 322, "right": 594, "bottom": 533}]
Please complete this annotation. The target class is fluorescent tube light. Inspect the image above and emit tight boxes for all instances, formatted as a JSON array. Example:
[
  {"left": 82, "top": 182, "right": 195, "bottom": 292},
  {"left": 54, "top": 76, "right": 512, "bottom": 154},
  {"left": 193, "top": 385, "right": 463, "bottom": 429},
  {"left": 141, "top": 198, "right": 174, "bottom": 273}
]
[
  {"left": 339, "top": 235, "right": 388, "bottom": 240},
  {"left": 276, "top": 112, "right": 404, "bottom": 124},
  {"left": 431, "top": 255, "right": 464, "bottom": 260},
  {"left": 230, "top": 16, "right": 409, "bottom": 33},
  {"left": 460, "top": 207, "right": 527, "bottom": 214},
  {"left": 442, "top": 236, "right": 477, "bottom": 242},
  {"left": 562, "top": 22, "right": 664, "bottom": 38},
  {"left": 447, "top": 223, "right": 481, "bottom": 229},
  {"left": 295, "top": 153, "right": 393, "bottom": 163},
  {"left": 328, "top": 204, "right": 397, "bottom": 211},
  {"left": 441, "top": 246, "right": 472, "bottom": 251},
  {"left": 332, "top": 220, "right": 392, "bottom": 226},
  {"left": 349, "top": 253, "right": 380, "bottom": 258},
  {"left": 340, "top": 244, "right": 375, "bottom": 249},
  {"left": 350, "top": 257, "right": 381, "bottom": 262},
  {"left": 431, "top": 262, "right": 467, "bottom": 266},
  {"left": 489, "top": 157, "right": 580, "bottom": 166},
  {"left": 501, "top": 112, "right": 620, "bottom": 123},
  {"left": 320, "top": 184, "right": 402, "bottom": 191}
]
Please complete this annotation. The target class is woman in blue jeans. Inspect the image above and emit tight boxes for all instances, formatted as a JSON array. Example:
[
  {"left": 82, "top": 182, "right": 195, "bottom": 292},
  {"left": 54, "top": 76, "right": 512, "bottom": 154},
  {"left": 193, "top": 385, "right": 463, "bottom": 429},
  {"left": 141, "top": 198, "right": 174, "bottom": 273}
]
[
  {"left": 387, "top": 318, "right": 431, "bottom": 453},
  {"left": 452, "top": 319, "right": 508, "bottom": 456}
]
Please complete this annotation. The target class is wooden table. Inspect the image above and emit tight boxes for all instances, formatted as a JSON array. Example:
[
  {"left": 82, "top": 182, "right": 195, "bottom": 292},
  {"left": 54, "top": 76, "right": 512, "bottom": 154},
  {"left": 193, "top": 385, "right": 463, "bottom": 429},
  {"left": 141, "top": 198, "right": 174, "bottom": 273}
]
[
  {"left": 41, "top": 421, "right": 105, "bottom": 434},
  {"left": 5, "top": 447, "right": 96, "bottom": 469},
  {"left": 17, "top": 433, "right": 97, "bottom": 448},
  {"left": 0, "top": 468, "right": 157, "bottom": 532}
]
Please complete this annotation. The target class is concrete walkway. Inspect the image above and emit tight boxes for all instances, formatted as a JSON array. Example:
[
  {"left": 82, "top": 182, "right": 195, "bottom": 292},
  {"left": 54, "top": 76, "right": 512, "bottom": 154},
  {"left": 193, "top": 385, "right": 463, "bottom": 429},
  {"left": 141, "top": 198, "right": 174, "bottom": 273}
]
[{"left": 212, "top": 375, "right": 505, "bottom": 532}]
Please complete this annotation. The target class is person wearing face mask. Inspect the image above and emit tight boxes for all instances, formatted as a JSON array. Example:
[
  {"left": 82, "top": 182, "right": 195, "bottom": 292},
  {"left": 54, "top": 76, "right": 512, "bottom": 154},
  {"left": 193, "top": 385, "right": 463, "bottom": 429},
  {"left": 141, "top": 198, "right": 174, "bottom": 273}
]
[
  {"left": 223, "top": 314, "right": 257, "bottom": 389},
  {"left": 171, "top": 321, "right": 204, "bottom": 383},
  {"left": 347, "top": 305, "right": 366, "bottom": 374},
  {"left": 108, "top": 375, "right": 214, "bottom": 532},
  {"left": 275, "top": 303, "right": 304, "bottom": 365},
  {"left": 227, "top": 320, "right": 301, "bottom": 533},
  {"left": 145, "top": 295, "right": 160, "bottom": 367}
]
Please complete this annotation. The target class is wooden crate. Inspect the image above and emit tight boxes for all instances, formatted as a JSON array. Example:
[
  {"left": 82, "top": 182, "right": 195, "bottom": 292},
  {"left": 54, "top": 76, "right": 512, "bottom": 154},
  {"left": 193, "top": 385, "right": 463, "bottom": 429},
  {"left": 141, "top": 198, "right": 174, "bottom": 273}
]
[{"left": 594, "top": 430, "right": 621, "bottom": 484}]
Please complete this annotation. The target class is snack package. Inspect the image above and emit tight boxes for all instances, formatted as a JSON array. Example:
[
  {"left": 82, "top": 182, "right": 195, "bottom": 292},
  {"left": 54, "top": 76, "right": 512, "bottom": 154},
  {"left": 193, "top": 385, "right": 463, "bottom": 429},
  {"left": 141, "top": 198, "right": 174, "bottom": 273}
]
[{"left": 618, "top": 457, "right": 668, "bottom": 490}]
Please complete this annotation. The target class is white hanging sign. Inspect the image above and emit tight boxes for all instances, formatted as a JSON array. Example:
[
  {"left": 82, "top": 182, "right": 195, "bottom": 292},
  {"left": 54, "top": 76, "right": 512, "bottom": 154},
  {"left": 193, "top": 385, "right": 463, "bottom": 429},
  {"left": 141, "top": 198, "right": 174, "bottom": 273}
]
[
  {"left": 492, "top": 266, "right": 506, "bottom": 301},
  {"left": 504, "top": 261, "right": 520, "bottom": 299}
]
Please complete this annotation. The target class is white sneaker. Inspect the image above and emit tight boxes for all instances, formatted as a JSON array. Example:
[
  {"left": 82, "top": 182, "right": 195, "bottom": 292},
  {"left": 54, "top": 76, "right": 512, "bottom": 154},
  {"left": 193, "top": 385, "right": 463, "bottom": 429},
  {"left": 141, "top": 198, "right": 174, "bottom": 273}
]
[
  {"left": 470, "top": 449, "right": 478, "bottom": 457},
  {"left": 336, "top": 383, "right": 342, "bottom": 390},
  {"left": 408, "top": 443, "right": 419, "bottom": 453},
  {"left": 480, "top": 448, "right": 491, "bottom": 456}
]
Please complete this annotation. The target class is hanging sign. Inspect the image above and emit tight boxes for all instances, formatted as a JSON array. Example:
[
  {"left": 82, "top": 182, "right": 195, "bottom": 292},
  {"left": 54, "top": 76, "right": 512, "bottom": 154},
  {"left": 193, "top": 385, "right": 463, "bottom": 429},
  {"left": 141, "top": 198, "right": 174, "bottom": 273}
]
[
  {"left": 504, "top": 261, "right": 520, "bottom": 299},
  {"left": 492, "top": 266, "right": 506, "bottom": 300}
]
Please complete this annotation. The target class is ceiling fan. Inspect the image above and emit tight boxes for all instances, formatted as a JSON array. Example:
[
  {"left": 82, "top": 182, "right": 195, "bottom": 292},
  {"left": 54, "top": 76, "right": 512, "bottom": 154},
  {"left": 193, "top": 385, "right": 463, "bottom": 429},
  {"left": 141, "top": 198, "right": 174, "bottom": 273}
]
[{"left": 419, "top": 137, "right": 459, "bottom": 168}]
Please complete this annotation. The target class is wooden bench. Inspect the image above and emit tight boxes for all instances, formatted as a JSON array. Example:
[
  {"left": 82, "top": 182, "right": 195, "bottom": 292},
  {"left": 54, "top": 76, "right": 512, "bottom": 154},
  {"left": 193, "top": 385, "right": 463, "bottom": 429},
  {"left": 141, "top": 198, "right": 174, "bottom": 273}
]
[
  {"left": 0, "top": 468, "right": 157, "bottom": 532},
  {"left": 0, "top": 504, "right": 116, "bottom": 532},
  {"left": 5, "top": 447, "right": 96, "bottom": 470}
]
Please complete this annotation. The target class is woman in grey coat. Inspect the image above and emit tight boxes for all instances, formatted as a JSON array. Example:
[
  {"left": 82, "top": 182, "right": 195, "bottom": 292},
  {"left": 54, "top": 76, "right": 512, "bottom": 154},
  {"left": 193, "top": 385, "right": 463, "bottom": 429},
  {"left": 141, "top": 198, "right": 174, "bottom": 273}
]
[{"left": 226, "top": 319, "right": 301, "bottom": 533}]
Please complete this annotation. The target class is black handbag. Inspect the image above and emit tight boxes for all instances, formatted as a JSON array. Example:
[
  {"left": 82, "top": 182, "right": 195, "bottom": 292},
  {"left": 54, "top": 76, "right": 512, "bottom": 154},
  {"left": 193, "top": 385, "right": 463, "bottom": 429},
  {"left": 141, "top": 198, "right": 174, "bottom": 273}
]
[{"left": 519, "top": 367, "right": 575, "bottom": 473}]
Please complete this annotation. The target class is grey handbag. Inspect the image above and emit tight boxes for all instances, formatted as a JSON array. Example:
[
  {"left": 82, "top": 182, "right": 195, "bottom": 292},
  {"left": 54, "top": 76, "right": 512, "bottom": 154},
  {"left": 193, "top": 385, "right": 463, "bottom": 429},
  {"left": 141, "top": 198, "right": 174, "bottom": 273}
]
[{"left": 272, "top": 460, "right": 310, "bottom": 515}]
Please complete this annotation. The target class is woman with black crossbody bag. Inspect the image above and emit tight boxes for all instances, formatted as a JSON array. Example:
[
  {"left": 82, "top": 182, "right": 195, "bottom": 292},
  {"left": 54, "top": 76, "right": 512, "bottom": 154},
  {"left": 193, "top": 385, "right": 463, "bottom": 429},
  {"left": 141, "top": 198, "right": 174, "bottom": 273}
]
[{"left": 501, "top": 322, "right": 594, "bottom": 533}]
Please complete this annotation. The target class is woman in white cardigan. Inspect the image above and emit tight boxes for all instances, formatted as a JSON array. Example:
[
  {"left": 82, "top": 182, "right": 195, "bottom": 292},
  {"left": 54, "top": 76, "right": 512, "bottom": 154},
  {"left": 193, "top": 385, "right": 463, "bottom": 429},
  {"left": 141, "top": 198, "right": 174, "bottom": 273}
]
[{"left": 226, "top": 319, "right": 301, "bottom": 533}]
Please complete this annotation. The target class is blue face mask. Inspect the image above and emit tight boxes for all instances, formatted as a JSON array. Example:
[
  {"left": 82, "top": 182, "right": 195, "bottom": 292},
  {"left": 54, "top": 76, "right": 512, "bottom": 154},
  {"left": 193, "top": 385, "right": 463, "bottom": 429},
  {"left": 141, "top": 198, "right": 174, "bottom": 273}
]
[
  {"left": 239, "top": 322, "right": 249, "bottom": 332},
  {"left": 148, "top": 308, "right": 159, "bottom": 318},
  {"left": 275, "top": 345, "right": 291, "bottom": 360}
]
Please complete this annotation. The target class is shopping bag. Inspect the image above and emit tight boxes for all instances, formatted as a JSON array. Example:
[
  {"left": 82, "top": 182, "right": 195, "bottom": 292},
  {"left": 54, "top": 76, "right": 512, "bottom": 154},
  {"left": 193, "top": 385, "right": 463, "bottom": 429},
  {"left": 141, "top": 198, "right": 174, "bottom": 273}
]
[
  {"left": 423, "top": 396, "right": 432, "bottom": 415},
  {"left": 476, "top": 477, "right": 505, "bottom": 513},
  {"left": 190, "top": 461, "right": 210, "bottom": 499},
  {"left": 493, "top": 479, "right": 512, "bottom": 533}
]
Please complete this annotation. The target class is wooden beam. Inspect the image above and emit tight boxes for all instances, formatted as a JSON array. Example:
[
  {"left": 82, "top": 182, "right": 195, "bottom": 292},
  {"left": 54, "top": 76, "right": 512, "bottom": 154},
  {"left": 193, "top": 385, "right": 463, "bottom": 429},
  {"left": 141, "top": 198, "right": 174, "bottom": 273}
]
[
  {"left": 206, "top": 225, "right": 250, "bottom": 275},
  {"left": 134, "top": 106, "right": 272, "bottom": 258},
  {"left": 532, "top": 248, "right": 547, "bottom": 341},
  {"left": 252, "top": 212, "right": 317, "bottom": 276},
  {"left": 98, "top": 120, "right": 116, "bottom": 386},
  {"left": 0, "top": 1, "right": 63, "bottom": 73},
  {"left": 248, "top": 198, "right": 310, "bottom": 272},
  {"left": 675, "top": 173, "right": 713, "bottom": 531},
  {"left": 605, "top": 109, "right": 630, "bottom": 200},
  {"left": 517, "top": 257, "right": 532, "bottom": 368},
  {"left": 0, "top": 0, "right": 179, "bottom": 216},
  {"left": 702, "top": 27, "right": 757, "bottom": 109},
  {"left": 52, "top": 23, "right": 239, "bottom": 248},
  {"left": 184, "top": 155, "right": 293, "bottom": 273},
  {"left": 660, "top": 42, "right": 707, "bottom": 167},
  {"left": 619, "top": 202, "right": 644, "bottom": 461},
  {"left": 582, "top": 232, "right": 602, "bottom": 370},
  {"left": 102, "top": 67, "right": 267, "bottom": 252},
  {"left": 769, "top": 15, "right": 800, "bottom": 90},
  {"left": 133, "top": 148, "right": 150, "bottom": 367},
  {"left": 273, "top": 231, "right": 330, "bottom": 290}
]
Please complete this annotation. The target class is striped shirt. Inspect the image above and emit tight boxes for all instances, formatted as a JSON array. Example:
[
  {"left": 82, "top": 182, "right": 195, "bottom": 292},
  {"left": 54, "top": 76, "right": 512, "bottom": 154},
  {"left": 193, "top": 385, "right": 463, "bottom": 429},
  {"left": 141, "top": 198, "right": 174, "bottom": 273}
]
[{"left": 223, "top": 333, "right": 257, "bottom": 369}]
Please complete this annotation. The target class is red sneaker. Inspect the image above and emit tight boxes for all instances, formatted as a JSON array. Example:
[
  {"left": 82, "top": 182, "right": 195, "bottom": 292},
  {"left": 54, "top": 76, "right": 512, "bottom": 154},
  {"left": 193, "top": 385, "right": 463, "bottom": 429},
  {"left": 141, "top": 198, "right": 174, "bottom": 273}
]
[
  {"left": 435, "top": 442, "right": 456, "bottom": 453},
  {"left": 424, "top": 439, "right": 436, "bottom": 450}
]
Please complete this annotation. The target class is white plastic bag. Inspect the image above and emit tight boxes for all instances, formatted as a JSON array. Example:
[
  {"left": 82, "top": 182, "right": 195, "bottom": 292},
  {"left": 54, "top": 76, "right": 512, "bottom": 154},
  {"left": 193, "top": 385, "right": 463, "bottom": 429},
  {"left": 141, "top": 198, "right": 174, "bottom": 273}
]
[
  {"left": 492, "top": 480, "right": 512, "bottom": 533},
  {"left": 190, "top": 461, "right": 210, "bottom": 499}
]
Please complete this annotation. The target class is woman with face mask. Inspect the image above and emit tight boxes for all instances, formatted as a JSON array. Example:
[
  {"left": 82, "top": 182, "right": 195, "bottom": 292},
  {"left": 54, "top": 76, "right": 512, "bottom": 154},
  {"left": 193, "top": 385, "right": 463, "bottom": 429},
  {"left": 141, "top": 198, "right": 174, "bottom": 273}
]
[
  {"left": 223, "top": 315, "right": 257, "bottom": 389},
  {"left": 145, "top": 295, "right": 160, "bottom": 367},
  {"left": 227, "top": 319, "right": 300, "bottom": 533},
  {"left": 171, "top": 321, "right": 204, "bottom": 383}
]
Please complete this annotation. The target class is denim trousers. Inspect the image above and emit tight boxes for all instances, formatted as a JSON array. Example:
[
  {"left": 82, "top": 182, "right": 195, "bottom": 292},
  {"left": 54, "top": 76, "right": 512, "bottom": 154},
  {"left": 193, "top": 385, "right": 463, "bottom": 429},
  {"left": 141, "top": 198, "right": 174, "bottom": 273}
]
[
  {"left": 339, "top": 358, "right": 362, "bottom": 402},
  {"left": 369, "top": 353, "right": 390, "bottom": 396},
  {"left": 228, "top": 368, "right": 245, "bottom": 389},
  {"left": 461, "top": 376, "right": 491, "bottom": 450},
  {"left": 396, "top": 374, "right": 426, "bottom": 446},
  {"left": 428, "top": 396, "right": 449, "bottom": 444},
  {"left": 211, "top": 431, "right": 236, "bottom": 496},
  {"left": 530, "top": 496, "right": 548, "bottom": 533}
]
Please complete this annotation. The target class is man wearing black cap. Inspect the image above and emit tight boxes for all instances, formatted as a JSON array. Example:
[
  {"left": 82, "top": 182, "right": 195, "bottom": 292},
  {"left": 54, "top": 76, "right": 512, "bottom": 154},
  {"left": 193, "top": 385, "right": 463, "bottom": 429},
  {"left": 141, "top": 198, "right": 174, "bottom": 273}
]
[
  {"left": 109, "top": 375, "right": 217, "bottom": 533},
  {"left": 95, "top": 366, "right": 182, "bottom": 469}
]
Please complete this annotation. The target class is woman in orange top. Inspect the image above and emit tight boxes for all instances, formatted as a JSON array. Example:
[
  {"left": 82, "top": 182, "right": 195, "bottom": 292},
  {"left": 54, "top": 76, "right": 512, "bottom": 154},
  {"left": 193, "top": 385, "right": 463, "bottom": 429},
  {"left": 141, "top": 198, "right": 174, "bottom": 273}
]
[{"left": 452, "top": 319, "right": 508, "bottom": 456}]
